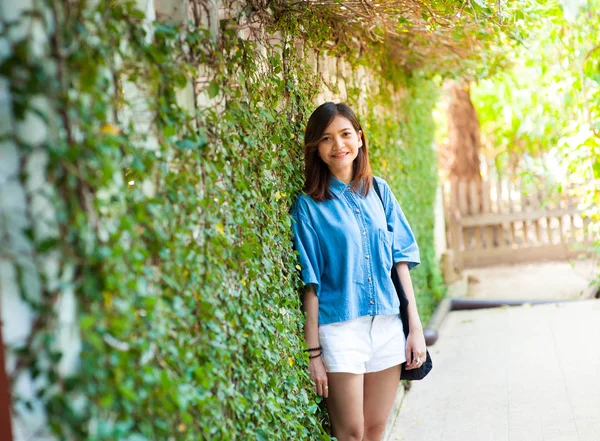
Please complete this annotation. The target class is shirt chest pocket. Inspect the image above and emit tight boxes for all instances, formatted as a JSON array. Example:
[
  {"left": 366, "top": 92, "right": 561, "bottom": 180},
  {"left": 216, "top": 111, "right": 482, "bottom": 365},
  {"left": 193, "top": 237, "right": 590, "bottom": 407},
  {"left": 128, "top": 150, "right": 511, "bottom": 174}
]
[{"left": 378, "top": 229, "right": 394, "bottom": 272}]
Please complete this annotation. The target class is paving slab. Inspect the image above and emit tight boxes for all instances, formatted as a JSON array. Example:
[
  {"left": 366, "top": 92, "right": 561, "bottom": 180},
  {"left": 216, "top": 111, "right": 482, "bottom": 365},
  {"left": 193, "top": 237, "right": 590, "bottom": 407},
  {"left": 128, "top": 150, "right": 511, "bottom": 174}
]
[
  {"left": 464, "top": 260, "right": 598, "bottom": 301},
  {"left": 390, "top": 299, "right": 600, "bottom": 441}
]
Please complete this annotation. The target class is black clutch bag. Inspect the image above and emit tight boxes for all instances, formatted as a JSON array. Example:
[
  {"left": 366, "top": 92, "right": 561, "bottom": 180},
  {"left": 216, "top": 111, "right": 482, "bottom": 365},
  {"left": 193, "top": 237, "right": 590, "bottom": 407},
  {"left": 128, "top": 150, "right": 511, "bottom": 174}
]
[{"left": 372, "top": 177, "right": 433, "bottom": 381}]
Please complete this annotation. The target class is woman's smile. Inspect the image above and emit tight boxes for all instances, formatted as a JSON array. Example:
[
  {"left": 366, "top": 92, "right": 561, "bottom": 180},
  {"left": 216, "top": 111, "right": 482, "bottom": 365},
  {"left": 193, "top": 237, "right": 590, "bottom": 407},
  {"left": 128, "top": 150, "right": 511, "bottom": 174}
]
[{"left": 331, "top": 152, "right": 349, "bottom": 159}]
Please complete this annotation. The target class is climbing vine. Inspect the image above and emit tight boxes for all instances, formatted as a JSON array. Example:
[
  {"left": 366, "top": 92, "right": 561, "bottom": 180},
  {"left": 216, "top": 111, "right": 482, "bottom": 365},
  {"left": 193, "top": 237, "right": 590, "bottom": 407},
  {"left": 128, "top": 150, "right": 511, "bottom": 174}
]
[{"left": 1, "top": 0, "right": 509, "bottom": 439}]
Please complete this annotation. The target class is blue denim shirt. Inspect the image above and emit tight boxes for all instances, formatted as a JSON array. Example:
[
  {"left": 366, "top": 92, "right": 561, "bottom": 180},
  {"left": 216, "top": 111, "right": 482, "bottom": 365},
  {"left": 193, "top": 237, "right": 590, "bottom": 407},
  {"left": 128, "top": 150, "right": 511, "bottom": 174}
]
[{"left": 291, "top": 176, "right": 420, "bottom": 325}]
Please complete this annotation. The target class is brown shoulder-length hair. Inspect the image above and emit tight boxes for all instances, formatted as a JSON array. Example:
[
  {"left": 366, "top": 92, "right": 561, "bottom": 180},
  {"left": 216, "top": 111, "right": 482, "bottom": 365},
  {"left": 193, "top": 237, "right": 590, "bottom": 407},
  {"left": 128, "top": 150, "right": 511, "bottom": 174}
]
[{"left": 303, "top": 102, "right": 373, "bottom": 202}]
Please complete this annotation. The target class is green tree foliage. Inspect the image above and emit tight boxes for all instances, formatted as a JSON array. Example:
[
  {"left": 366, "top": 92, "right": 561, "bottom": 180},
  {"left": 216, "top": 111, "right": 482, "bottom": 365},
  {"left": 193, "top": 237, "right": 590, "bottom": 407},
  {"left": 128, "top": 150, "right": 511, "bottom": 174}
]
[
  {"left": 472, "top": 1, "right": 599, "bottom": 161},
  {"left": 470, "top": 0, "right": 600, "bottom": 282}
]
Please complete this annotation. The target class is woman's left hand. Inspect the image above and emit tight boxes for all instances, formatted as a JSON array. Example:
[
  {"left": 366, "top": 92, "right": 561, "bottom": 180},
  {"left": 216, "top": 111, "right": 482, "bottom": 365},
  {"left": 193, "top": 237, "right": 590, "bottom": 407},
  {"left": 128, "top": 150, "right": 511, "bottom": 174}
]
[{"left": 405, "top": 327, "right": 427, "bottom": 370}]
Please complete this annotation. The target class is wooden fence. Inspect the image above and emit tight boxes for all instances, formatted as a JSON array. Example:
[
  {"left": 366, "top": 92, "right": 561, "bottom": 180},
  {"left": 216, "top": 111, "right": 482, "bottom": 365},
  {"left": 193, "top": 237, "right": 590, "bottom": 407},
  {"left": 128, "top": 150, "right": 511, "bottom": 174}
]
[{"left": 443, "top": 177, "right": 594, "bottom": 269}]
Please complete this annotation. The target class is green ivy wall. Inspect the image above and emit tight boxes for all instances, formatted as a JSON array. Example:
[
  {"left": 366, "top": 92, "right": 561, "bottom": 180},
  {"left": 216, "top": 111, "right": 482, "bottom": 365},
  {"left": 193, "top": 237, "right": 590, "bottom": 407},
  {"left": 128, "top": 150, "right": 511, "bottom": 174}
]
[{"left": 1, "top": 0, "right": 443, "bottom": 440}]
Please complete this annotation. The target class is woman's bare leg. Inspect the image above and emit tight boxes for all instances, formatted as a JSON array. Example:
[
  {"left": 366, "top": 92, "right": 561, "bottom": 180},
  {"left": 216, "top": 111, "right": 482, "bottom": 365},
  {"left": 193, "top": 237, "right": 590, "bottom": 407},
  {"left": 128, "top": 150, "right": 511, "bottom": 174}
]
[
  {"left": 362, "top": 364, "right": 401, "bottom": 441},
  {"left": 325, "top": 372, "right": 365, "bottom": 441}
]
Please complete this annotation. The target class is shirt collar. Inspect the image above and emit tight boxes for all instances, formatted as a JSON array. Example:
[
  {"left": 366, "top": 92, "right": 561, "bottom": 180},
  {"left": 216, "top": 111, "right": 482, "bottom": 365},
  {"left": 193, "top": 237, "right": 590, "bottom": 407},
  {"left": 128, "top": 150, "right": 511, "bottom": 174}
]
[{"left": 329, "top": 176, "right": 354, "bottom": 198}]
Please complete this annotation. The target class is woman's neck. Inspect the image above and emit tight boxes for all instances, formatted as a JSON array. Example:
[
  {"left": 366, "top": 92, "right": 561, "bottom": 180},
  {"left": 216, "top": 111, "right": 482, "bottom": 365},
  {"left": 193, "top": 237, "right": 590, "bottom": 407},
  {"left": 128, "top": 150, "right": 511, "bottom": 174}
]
[{"left": 330, "top": 168, "right": 353, "bottom": 184}]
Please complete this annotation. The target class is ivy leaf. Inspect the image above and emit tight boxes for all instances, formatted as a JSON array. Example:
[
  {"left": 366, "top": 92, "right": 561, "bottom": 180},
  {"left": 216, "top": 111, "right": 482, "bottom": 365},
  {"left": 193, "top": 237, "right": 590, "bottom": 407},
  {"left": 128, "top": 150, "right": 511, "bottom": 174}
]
[
  {"left": 163, "top": 126, "right": 176, "bottom": 137},
  {"left": 198, "top": 130, "right": 208, "bottom": 148},
  {"left": 162, "top": 274, "right": 181, "bottom": 290},
  {"left": 37, "top": 237, "right": 59, "bottom": 253},
  {"left": 207, "top": 80, "right": 220, "bottom": 99},
  {"left": 176, "top": 139, "right": 195, "bottom": 149},
  {"left": 256, "top": 429, "right": 268, "bottom": 441},
  {"left": 155, "top": 23, "right": 177, "bottom": 37}
]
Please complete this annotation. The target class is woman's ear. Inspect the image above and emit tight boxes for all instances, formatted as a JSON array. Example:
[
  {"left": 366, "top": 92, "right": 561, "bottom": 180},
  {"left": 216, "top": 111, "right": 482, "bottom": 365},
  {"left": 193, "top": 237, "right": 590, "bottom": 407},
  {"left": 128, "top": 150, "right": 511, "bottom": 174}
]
[{"left": 358, "top": 130, "right": 363, "bottom": 147}]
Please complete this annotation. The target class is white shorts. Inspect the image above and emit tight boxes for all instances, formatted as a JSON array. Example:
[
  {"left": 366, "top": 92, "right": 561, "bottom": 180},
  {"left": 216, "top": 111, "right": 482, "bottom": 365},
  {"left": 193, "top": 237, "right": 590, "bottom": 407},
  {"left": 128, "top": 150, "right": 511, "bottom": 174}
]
[{"left": 318, "top": 314, "right": 406, "bottom": 374}]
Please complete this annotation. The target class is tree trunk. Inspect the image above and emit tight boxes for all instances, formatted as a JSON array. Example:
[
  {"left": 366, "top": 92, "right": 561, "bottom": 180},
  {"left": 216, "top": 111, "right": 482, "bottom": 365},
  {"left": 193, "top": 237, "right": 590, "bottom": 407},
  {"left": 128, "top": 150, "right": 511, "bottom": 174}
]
[
  {"left": 445, "top": 80, "right": 485, "bottom": 252},
  {"left": 447, "top": 81, "right": 482, "bottom": 182}
]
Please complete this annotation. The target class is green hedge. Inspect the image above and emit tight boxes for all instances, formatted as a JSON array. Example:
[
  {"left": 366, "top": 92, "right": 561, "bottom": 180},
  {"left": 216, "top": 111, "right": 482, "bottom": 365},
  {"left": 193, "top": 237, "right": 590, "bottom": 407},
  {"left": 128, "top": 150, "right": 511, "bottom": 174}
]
[
  {"left": 5, "top": 1, "right": 442, "bottom": 439},
  {"left": 364, "top": 74, "right": 445, "bottom": 321}
]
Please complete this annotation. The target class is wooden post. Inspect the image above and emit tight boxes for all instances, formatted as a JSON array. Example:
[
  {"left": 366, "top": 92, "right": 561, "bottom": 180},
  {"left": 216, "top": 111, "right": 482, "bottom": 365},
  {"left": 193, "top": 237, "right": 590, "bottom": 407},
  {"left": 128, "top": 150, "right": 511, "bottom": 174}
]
[
  {"left": 566, "top": 192, "right": 578, "bottom": 243},
  {"left": 495, "top": 177, "right": 506, "bottom": 247},
  {"left": 519, "top": 179, "right": 529, "bottom": 246},
  {"left": 469, "top": 180, "right": 482, "bottom": 249},
  {"left": 558, "top": 215, "right": 566, "bottom": 245},
  {"left": 533, "top": 187, "right": 542, "bottom": 244},
  {"left": 506, "top": 178, "right": 516, "bottom": 246},
  {"left": 444, "top": 183, "right": 457, "bottom": 254},
  {"left": 481, "top": 180, "right": 495, "bottom": 248},
  {"left": 575, "top": 214, "right": 584, "bottom": 243},
  {"left": 449, "top": 181, "right": 464, "bottom": 270},
  {"left": 458, "top": 180, "right": 469, "bottom": 249},
  {"left": 546, "top": 216, "right": 554, "bottom": 245}
]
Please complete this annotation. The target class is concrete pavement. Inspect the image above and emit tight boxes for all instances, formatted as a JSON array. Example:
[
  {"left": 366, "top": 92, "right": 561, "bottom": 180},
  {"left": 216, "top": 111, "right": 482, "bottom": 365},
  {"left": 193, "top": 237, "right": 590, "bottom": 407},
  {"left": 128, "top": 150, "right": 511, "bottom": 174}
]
[
  {"left": 389, "top": 299, "right": 600, "bottom": 441},
  {"left": 464, "top": 260, "right": 598, "bottom": 301}
]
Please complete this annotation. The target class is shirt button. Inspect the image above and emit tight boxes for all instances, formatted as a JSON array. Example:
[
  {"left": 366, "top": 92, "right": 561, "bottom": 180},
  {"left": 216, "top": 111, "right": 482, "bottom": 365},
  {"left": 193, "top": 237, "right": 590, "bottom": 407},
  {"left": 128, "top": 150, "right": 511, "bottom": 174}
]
[
  {"left": 365, "top": 254, "right": 369, "bottom": 259},
  {"left": 355, "top": 209, "right": 360, "bottom": 213},
  {"left": 370, "top": 300, "right": 375, "bottom": 305},
  {"left": 363, "top": 231, "right": 367, "bottom": 236},
  {"left": 368, "top": 277, "right": 372, "bottom": 282}
]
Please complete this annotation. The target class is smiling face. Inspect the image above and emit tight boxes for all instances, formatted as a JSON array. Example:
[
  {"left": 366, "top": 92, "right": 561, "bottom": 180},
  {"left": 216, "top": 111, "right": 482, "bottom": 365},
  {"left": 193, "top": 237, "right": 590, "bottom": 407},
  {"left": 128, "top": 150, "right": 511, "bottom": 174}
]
[
  {"left": 317, "top": 115, "right": 363, "bottom": 179},
  {"left": 303, "top": 102, "right": 372, "bottom": 201}
]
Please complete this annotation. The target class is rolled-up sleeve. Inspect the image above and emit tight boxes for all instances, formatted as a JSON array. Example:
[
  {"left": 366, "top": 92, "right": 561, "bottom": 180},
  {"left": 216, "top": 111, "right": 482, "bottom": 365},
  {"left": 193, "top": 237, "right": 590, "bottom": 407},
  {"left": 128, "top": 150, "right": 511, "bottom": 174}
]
[
  {"left": 291, "top": 209, "right": 323, "bottom": 293},
  {"left": 384, "top": 184, "right": 420, "bottom": 270}
]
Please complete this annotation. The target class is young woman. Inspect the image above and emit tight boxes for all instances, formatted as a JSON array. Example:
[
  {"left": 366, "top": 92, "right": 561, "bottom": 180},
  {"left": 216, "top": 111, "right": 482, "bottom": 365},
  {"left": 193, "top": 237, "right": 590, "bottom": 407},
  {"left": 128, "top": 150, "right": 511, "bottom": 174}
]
[{"left": 291, "top": 102, "right": 427, "bottom": 441}]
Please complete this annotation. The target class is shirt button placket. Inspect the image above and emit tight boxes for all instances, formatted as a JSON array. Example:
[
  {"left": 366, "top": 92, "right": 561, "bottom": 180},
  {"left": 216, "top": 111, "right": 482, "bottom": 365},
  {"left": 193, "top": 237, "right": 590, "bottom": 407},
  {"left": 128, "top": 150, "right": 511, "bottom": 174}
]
[
  {"left": 362, "top": 215, "right": 376, "bottom": 313},
  {"left": 351, "top": 197, "right": 375, "bottom": 314},
  {"left": 368, "top": 248, "right": 375, "bottom": 313}
]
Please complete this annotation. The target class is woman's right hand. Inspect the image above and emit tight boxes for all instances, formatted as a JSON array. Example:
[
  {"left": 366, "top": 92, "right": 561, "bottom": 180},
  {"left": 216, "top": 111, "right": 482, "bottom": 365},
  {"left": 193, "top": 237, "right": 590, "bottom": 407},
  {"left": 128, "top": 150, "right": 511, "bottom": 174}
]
[{"left": 308, "top": 356, "right": 329, "bottom": 398}]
